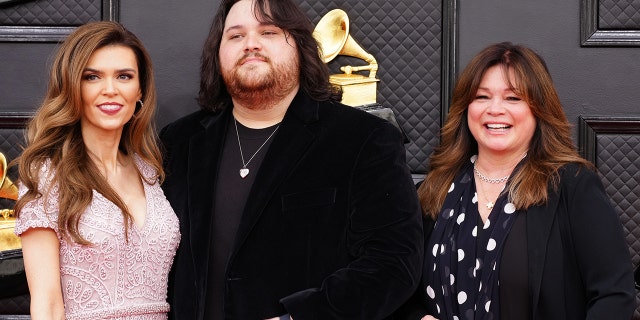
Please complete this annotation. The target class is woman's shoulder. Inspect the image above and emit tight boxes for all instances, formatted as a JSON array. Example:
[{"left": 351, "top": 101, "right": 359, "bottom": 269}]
[
  {"left": 19, "top": 158, "right": 57, "bottom": 194},
  {"left": 132, "top": 154, "right": 158, "bottom": 183},
  {"left": 15, "top": 158, "right": 60, "bottom": 236},
  {"left": 557, "top": 162, "right": 598, "bottom": 182},
  {"left": 553, "top": 162, "right": 607, "bottom": 201}
]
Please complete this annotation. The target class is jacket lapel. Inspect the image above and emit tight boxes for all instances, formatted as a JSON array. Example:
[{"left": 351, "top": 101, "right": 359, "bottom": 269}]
[
  {"left": 231, "top": 92, "right": 320, "bottom": 258},
  {"left": 187, "top": 109, "right": 230, "bottom": 285},
  {"left": 526, "top": 187, "right": 561, "bottom": 317}
]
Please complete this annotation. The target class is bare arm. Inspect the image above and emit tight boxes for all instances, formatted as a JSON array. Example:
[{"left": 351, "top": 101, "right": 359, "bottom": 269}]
[{"left": 21, "top": 228, "right": 65, "bottom": 320}]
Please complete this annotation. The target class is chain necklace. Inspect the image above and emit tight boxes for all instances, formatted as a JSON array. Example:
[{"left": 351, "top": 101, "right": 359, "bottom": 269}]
[
  {"left": 473, "top": 152, "right": 527, "bottom": 209},
  {"left": 473, "top": 165, "right": 510, "bottom": 184},
  {"left": 234, "top": 117, "right": 280, "bottom": 179},
  {"left": 473, "top": 152, "right": 527, "bottom": 184}
]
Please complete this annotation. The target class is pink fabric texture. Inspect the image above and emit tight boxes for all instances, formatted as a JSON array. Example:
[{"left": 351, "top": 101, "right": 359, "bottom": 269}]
[{"left": 15, "top": 156, "right": 180, "bottom": 319}]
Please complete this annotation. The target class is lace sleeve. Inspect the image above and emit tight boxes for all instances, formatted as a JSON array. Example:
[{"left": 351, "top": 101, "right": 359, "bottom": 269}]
[{"left": 14, "top": 160, "right": 60, "bottom": 237}]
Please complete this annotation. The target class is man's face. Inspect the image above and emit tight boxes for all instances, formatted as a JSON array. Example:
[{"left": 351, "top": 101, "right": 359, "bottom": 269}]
[{"left": 219, "top": 0, "right": 300, "bottom": 105}]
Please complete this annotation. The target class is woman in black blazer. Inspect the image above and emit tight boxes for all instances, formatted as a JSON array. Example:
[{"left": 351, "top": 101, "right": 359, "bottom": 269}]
[{"left": 412, "top": 42, "right": 635, "bottom": 319}]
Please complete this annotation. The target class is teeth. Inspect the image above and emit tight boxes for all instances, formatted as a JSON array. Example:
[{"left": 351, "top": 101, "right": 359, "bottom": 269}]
[
  {"left": 487, "top": 124, "right": 509, "bottom": 129},
  {"left": 99, "top": 104, "right": 121, "bottom": 111}
]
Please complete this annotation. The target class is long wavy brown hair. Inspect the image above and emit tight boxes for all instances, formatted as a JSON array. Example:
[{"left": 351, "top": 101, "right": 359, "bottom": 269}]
[
  {"left": 197, "top": 0, "right": 341, "bottom": 112},
  {"left": 14, "top": 21, "right": 163, "bottom": 244},
  {"left": 417, "top": 42, "right": 591, "bottom": 219}
]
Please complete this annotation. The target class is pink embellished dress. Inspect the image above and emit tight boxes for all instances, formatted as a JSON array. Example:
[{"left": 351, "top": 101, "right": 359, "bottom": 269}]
[{"left": 14, "top": 156, "right": 180, "bottom": 320}]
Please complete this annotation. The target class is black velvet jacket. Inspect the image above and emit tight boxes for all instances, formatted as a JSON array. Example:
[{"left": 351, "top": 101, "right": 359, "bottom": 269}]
[{"left": 160, "top": 91, "right": 424, "bottom": 320}]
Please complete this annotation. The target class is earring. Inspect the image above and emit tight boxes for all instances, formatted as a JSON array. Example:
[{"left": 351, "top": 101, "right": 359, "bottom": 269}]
[{"left": 130, "top": 100, "right": 143, "bottom": 121}]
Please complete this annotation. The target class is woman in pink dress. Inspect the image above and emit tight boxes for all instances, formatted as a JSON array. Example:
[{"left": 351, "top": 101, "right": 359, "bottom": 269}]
[{"left": 13, "top": 21, "right": 180, "bottom": 319}]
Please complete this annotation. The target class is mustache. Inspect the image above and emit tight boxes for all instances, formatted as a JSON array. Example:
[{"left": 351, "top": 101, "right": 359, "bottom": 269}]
[{"left": 236, "top": 52, "right": 269, "bottom": 66}]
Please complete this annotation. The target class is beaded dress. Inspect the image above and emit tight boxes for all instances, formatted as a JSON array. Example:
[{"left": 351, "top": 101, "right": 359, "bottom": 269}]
[{"left": 15, "top": 155, "right": 180, "bottom": 319}]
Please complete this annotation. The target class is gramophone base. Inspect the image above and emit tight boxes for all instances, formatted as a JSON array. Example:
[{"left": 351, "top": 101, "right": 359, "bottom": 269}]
[
  {"left": 330, "top": 75, "right": 379, "bottom": 107},
  {"left": 354, "top": 103, "right": 409, "bottom": 144},
  {"left": 0, "top": 216, "right": 20, "bottom": 252}
]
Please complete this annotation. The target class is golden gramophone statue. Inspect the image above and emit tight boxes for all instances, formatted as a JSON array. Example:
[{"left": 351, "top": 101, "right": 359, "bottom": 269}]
[
  {"left": 313, "top": 9, "right": 407, "bottom": 142},
  {"left": 313, "top": 9, "right": 379, "bottom": 107},
  {"left": 0, "top": 152, "right": 20, "bottom": 252}
]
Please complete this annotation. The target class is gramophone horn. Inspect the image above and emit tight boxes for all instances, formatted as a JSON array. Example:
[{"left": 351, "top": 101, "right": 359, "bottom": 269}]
[
  {"left": 313, "top": 9, "right": 378, "bottom": 78},
  {"left": 314, "top": 9, "right": 349, "bottom": 63},
  {"left": 0, "top": 153, "right": 18, "bottom": 201}
]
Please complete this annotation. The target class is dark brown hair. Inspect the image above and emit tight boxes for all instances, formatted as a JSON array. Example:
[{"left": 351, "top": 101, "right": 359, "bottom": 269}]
[
  {"left": 198, "top": 0, "right": 341, "bottom": 112},
  {"left": 14, "top": 21, "right": 162, "bottom": 244},
  {"left": 417, "top": 42, "right": 591, "bottom": 218}
]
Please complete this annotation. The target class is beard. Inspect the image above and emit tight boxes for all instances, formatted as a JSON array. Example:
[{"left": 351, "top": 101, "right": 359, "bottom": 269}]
[{"left": 222, "top": 53, "right": 300, "bottom": 110}]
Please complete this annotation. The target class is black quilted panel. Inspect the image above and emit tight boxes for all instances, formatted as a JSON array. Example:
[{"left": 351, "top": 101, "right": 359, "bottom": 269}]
[
  {"left": 0, "top": 250, "right": 28, "bottom": 315},
  {"left": 0, "top": 0, "right": 101, "bottom": 25},
  {"left": 299, "top": 0, "right": 442, "bottom": 173},
  {"left": 596, "top": 133, "right": 640, "bottom": 318},
  {"left": 599, "top": 0, "right": 640, "bottom": 29},
  {"left": 0, "top": 294, "right": 29, "bottom": 315}
]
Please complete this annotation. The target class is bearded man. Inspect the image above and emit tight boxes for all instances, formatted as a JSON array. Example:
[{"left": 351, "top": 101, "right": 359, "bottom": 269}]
[{"left": 160, "top": 0, "right": 423, "bottom": 319}]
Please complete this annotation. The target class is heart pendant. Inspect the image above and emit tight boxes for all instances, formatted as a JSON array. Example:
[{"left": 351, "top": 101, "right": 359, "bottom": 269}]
[{"left": 239, "top": 168, "right": 249, "bottom": 178}]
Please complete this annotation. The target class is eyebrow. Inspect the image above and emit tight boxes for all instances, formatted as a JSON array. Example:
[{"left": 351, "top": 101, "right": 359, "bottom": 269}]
[
  {"left": 223, "top": 22, "right": 277, "bottom": 34},
  {"left": 224, "top": 25, "right": 242, "bottom": 34},
  {"left": 82, "top": 67, "right": 137, "bottom": 73}
]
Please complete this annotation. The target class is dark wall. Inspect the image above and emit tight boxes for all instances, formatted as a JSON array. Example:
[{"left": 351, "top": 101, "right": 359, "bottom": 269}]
[
  {"left": 125, "top": 0, "right": 443, "bottom": 173},
  {"left": 2, "top": 0, "right": 638, "bottom": 172},
  {"left": 0, "top": 42, "right": 54, "bottom": 113},
  {"left": 0, "top": 0, "right": 443, "bottom": 174},
  {"left": 1, "top": 0, "right": 639, "bottom": 317},
  {"left": 119, "top": 0, "right": 217, "bottom": 127},
  {"left": 0, "top": 0, "right": 216, "bottom": 127},
  {"left": 458, "top": 0, "right": 640, "bottom": 131},
  {"left": 2, "top": 0, "right": 639, "bottom": 152},
  {"left": 458, "top": 1, "right": 640, "bottom": 316}
]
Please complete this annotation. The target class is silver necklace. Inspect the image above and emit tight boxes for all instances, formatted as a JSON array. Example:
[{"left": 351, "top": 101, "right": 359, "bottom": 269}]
[
  {"left": 473, "top": 165, "right": 510, "bottom": 184},
  {"left": 234, "top": 117, "right": 280, "bottom": 178},
  {"left": 473, "top": 152, "right": 527, "bottom": 209},
  {"left": 473, "top": 152, "right": 527, "bottom": 184},
  {"left": 475, "top": 177, "right": 504, "bottom": 210}
]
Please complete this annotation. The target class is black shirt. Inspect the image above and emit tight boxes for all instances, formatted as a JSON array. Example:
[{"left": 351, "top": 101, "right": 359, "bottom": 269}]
[
  {"left": 204, "top": 118, "right": 279, "bottom": 319},
  {"left": 499, "top": 211, "right": 530, "bottom": 319}
]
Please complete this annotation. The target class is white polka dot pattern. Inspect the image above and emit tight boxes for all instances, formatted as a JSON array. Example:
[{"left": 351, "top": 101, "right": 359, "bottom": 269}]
[{"left": 423, "top": 155, "right": 522, "bottom": 319}]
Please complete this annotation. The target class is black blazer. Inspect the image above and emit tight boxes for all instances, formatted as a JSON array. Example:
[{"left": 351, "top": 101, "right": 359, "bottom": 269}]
[
  {"left": 160, "top": 92, "right": 424, "bottom": 320},
  {"left": 400, "top": 164, "right": 635, "bottom": 319},
  {"left": 525, "top": 164, "right": 634, "bottom": 319}
]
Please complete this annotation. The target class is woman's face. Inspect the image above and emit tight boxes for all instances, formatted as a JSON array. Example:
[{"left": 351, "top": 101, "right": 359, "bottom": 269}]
[
  {"left": 80, "top": 45, "right": 142, "bottom": 138},
  {"left": 467, "top": 65, "right": 536, "bottom": 158}
]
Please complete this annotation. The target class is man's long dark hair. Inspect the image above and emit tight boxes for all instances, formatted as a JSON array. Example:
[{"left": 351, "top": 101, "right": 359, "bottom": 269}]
[{"left": 198, "top": 0, "right": 341, "bottom": 112}]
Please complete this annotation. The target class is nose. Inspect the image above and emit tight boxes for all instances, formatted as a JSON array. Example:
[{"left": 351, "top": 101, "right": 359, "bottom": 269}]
[
  {"left": 102, "top": 78, "right": 117, "bottom": 95},
  {"left": 244, "top": 32, "right": 261, "bottom": 52},
  {"left": 486, "top": 97, "right": 505, "bottom": 115}
]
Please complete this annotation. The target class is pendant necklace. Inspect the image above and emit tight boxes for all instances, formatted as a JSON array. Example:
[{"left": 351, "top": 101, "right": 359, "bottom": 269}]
[
  {"left": 234, "top": 117, "right": 280, "bottom": 178},
  {"left": 475, "top": 177, "right": 504, "bottom": 210},
  {"left": 473, "top": 152, "right": 526, "bottom": 209},
  {"left": 473, "top": 164, "right": 508, "bottom": 210}
]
